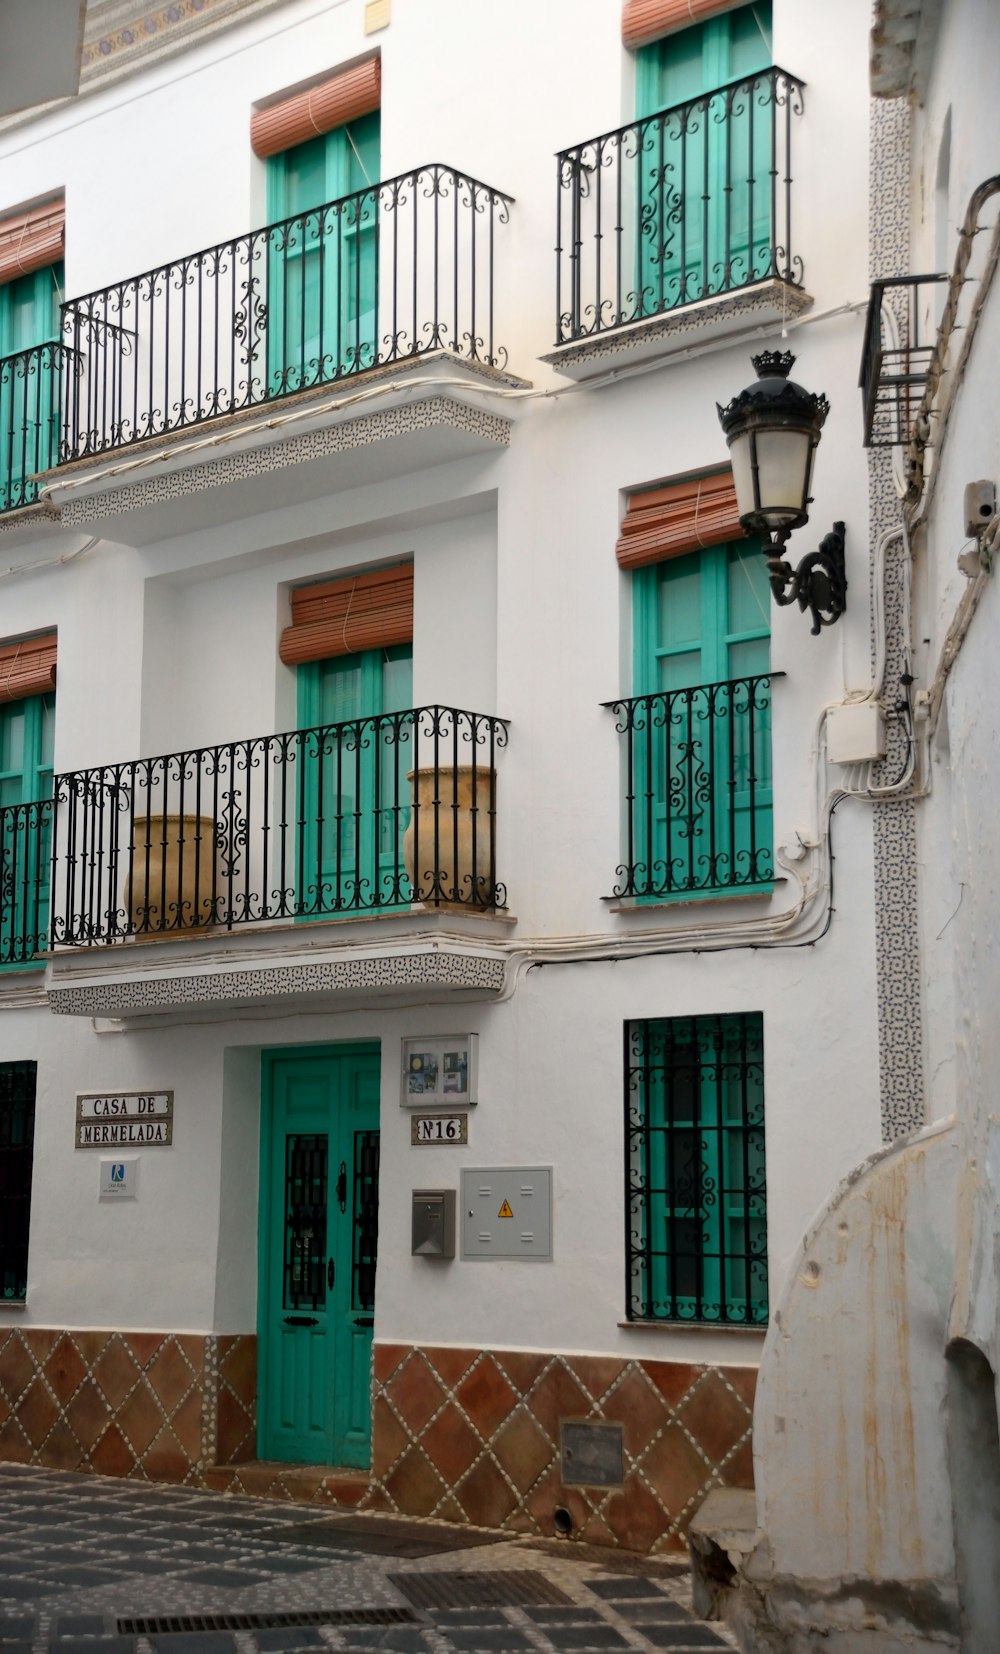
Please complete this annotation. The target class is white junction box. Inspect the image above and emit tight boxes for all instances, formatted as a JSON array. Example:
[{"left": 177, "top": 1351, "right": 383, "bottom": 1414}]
[{"left": 826, "top": 702, "right": 886, "bottom": 765}]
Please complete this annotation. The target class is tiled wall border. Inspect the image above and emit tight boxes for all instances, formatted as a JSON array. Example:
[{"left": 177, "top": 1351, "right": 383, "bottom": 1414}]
[
  {"left": 868, "top": 96, "right": 925, "bottom": 1142},
  {"left": 0, "top": 1327, "right": 255, "bottom": 1483},
  {"left": 367, "top": 1344, "right": 756, "bottom": 1555}
]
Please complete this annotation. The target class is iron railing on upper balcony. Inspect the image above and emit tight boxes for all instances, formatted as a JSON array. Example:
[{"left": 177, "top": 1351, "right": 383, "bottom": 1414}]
[
  {"left": 860, "top": 273, "right": 948, "bottom": 447},
  {"left": 0, "top": 799, "right": 53, "bottom": 966},
  {"left": 606, "top": 675, "right": 777, "bottom": 900},
  {"left": 59, "top": 165, "right": 512, "bottom": 462},
  {"left": 0, "top": 343, "right": 75, "bottom": 514},
  {"left": 48, "top": 705, "right": 508, "bottom": 946},
  {"left": 555, "top": 67, "right": 804, "bottom": 346}
]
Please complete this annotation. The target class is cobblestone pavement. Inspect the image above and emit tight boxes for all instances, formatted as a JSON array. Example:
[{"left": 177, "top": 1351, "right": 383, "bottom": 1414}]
[{"left": 0, "top": 1466, "right": 738, "bottom": 1654}]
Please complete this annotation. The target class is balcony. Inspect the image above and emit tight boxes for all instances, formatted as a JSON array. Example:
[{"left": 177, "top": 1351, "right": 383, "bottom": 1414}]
[
  {"left": 44, "top": 166, "right": 518, "bottom": 543},
  {"left": 547, "top": 68, "right": 810, "bottom": 379},
  {"left": 31, "top": 706, "right": 511, "bottom": 1017},
  {"left": 0, "top": 799, "right": 52, "bottom": 968},
  {"left": 0, "top": 343, "right": 73, "bottom": 518},
  {"left": 860, "top": 273, "right": 947, "bottom": 447},
  {"left": 606, "top": 675, "right": 777, "bottom": 902}
]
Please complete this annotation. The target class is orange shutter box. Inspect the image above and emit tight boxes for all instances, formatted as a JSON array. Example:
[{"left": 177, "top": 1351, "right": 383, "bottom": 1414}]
[
  {"left": 251, "top": 57, "right": 381, "bottom": 160},
  {"left": 0, "top": 198, "right": 65, "bottom": 288},
  {"left": 616, "top": 471, "right": 745, "bottom": 570},
  {"left": 279, "top": 564, "right": 413, "bottom": 666},
  {"left": 622, "top": 0, "right": 751, "bottom": 50},
  {"left": 0, "top": 633, "right": 57, "bottom": 705}
]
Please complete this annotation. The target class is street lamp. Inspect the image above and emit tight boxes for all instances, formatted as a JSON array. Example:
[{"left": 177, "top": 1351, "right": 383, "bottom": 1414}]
[{"left": 718, "top": 350, "right": 846, "bottom": 635}]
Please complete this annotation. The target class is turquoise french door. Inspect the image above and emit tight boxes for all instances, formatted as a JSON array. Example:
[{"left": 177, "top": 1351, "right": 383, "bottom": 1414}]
[
  {"left": 297, "top": 643, "right": 412, "bottom": 915},
  {"left": 635, "top": 4, "right": 773, "bottom": 309},
  {"left": 0, "top": 691, "right": 54, "bottom": 968},
  {"left": 0, "top": 263, "right": 63, "bottom": 510},
  {"left": 266, "top": 114, "right": 380, "bottom": 392},
  {"left": 633, "top": 538, "right": 772, "bottom": 893},
  {"left": 259, "top": 1045, "right": 380, "bottom": 1466}
]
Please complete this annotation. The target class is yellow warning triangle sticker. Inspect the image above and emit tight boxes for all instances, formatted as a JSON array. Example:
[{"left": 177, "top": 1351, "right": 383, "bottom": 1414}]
[{"left": 497, "top": 1199, "right": 514, "bottom": 1219}]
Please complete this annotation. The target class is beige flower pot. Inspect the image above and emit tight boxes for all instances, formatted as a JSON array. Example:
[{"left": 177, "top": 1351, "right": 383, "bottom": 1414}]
[
  {"left": 403, "top": 766, "right": 496, "bottom": 908},
  {"left": 124, "top": 813, "right": 217, "bottom": 936}
]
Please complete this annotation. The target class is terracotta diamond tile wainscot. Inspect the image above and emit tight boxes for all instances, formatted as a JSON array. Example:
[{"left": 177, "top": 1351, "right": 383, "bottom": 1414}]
[
  {"left": 600, "top": 1368, "right": 672, "bottom": 1458},
  {"left": 90, "top": 1423, "right": 135, "bottom": 1478},
  {"left": 421, "top": 1401, "right": 481, "bottom": 1484},
  {"left": 372, "top": 1394, "right": 410, "bottom": 1478},
  {"left": 680, "top": 1371, "right": 753, "bottom": 1462},
  {"left": 219, "top": 1336, "right": 257, "bottom": 1405},
  {"left": 526, "top": 1362, "right": 592, "bottom": 1440},
  {"left": 41, "top": 1419, "right": 83, "bottom": 1472},
  {"left": 0, "top": 1333, "right": 39, "bottom": 1405},
  {"left": 644, "top": 1359, "right": 703, "bottom": 1409},
  {"left": 456, "top": 1356, "right": 517, "bottom": 1439},
  {"left": 640, "top": 1422, "right": 712, "bottom": 1516},
  {"left": 17, "top": 1377, "right": 60, "bottom": 1448},
  {"left": 0, "top": 1416, "right": 32, "bottom": 1462},
  {"left": 65, "top": 1379, "right": 111, "bottom": 1453},
  {"left": 116, "top": 1382, "right": 163, "bottom": 1458},
  {"left": 456, "top": 1452, "right": 519, "bottom": 1527},
  {"left": 148, "top": 1339, "right": 198, "bottom": 1414},
  {"left": 388, "top": 1354, "right": 447, "bottom": 1434},
  {"left": 94, "top": 1340, "right": 141, "bottom": 1409},
  {"left": 492, "top": 1410, "right": 551, "bottom": 1492},
  {"left": 44, "top": 1335, "right": 88, "bottom": 1405},
  {"left": 606, "top": 1479, "right": 687, "bottom": 1553},
  {"left": 385, "top": 1444, "right": 446, "bottom": 1517}
]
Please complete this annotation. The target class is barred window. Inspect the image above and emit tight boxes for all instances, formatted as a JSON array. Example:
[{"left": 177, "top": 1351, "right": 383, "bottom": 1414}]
[
  {"left": 0, "top": 1060, "right": 36, "bottom": 1302},
  {"left": 625, "top": 1013, "right": 767, "bottom": 1325}
]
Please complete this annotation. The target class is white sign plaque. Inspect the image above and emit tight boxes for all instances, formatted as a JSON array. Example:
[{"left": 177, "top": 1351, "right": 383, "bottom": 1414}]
[
  {"left": 410, "top": 1114, "right": 468, "bottom": 1146},
  {"left": 76, "top": 1092, "right": 173, "bottom": 1149},
  {"left": 99, "top": 1158, "right": 139, "bottom": 1199}
]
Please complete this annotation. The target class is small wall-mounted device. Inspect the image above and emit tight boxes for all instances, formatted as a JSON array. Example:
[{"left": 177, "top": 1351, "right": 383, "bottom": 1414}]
[
  {"left": 411, "top": 1189, "right": 456, "bottom": 1258},
  {"left": 963, "top": 479, "right": 996, "bottom": 539},
  {"left": 825, "top": 702, "right": 886, "bottom": 766}
]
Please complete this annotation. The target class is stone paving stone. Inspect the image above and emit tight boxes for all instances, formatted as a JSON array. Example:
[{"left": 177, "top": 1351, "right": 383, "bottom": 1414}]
[
  {"left": 148, "top": 1637, "right": 236, "bottom": 1654},
  {"left": 0, "top": 1584, "right": 52, "bottom": 1603},
  {"left": 427, "top": 1612, "right": 510, "bottom": 1628},
  {"left": 436, "top": 1634, "right": 535, "bottom": 1654},
  {"left": 51, "top": 1616, "right": 110, "bottom": 1636},
  {"left": 0, "top": 1641, "right": 30, "bottom": 1654},
  {"left": 173, "top": 1573, "right": 271, "bottom": 1590},
  {"left": 635, "top": 1631, "right": 729, "bottom": 1650},
  {"left": 615, "top": 1605, "right": 692, "bottom": 1623},
  {"left": 0, "top": 1620, "right": 34, "bottom": 1642},
  {"left": 53, "top": 1639, "right": 136, "bottom": 1654},
  {"left": 520, "top": 1608, "right": 604, "bottom": 1623},
  {"left": 584, "top": 1581, "right": 670, "bottom": 1602},
  {"left": 252, "top": 1631, "right": 326, "bottom": 1651},
  {"left": 534, "top": 1630, "right": 632, "bottom": 1651}
]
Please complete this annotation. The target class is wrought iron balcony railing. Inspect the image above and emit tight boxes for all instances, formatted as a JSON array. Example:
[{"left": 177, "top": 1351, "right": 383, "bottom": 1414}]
[
  {"left": 0, "top": 799, "right": 53, "bottom": 967},
  {"left": 59, "top": 165, "right": 512, "bottom": 462},
  {"left": 606, "top": 675, "right": 777, "bottom": 900},
  {"left": 860, "top": 273, "right": 948, "bottom": 447},
  {"left": 48, "top": 705, "right": 508, "bottom": 947},
  {"left": 555, "top": 67, "right": 804, "bottom": 346},
  {"left": 0, "top": 343, "right": 74, "bottom": 514}
]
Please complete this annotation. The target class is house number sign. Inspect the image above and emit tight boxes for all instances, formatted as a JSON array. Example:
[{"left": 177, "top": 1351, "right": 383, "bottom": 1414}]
[
  {"left": 75, "top": 1092, "right": 174, "bottom": 1148},
  {"left": 410, "top": 1114, "right": 468, "bottom": 1146}
]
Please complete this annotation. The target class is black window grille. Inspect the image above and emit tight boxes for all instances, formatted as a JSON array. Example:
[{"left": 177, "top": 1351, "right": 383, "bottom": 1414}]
[
  {"left": 625, "top": 1013, "right": 766, "bottom": 1325},
  {"left": 0, "top": 1061, "right": 37, "bottom": 1302}
]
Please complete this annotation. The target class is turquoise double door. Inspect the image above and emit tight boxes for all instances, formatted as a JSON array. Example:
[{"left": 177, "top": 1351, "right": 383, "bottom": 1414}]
[
  {"left": 258, "top": 1045, "right": 380, "bottom": 1466},
  {"left": 636, "top": 4, "right": 773, "bottom": 307},
  {"left": 0, "top": 264, "right": 63, "bottom": 510},
  {"left": 267, "top": 113, "right": 380, "bottom": 393}
]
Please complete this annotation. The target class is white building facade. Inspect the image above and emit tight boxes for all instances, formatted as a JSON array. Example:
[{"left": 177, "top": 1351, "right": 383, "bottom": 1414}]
[{"left": 0, "top": 0, "right": 906, "bottom": 1572}]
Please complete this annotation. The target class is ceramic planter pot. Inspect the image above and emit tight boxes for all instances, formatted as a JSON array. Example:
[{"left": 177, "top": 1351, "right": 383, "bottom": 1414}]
[
  {"left": 403, "top": 766, "right": 496, "bottom": 908},
  {"left": 124, "top": 813, "right": 217, "bottom": 936}
]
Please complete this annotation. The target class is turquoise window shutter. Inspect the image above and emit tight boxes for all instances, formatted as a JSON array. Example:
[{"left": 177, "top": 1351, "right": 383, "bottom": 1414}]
[
  {"left": 296, "top": 641, "right": 412, "bottom": 915},
  {"left": 0, "top": 263, "right": 64, "bottom": 510},
  {"left": 635, "top": 4, "right": 773, "bottom": 308},
  {"left": 266, "top": 113, "right": 380, "bottom": 392},
  {"left": 0, "top": 691, "right": 55, "bottom": 968},
  {"left": 631, "top": 535, "right": 772, "bottom": 894}
]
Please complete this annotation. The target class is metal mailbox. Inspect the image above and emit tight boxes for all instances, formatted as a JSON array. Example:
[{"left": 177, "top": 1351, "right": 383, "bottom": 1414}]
[{"left": 411, "top": 1189, "right": 456, "bottom": 1258}]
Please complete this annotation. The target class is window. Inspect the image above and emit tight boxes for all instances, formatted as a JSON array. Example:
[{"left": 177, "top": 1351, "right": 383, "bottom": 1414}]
[
  {"left": 626, "top": 1012, "right": 767, "bottom": 1324},
  {"left": 0, "top": 689, "right": 55, "bottom": 967},
  {"left": 635, "top": 3, "right": 774, "bottom": 310},
  {"left": 630, "top": 538, "right": 773, "bottom": 895},
  {"left": 296, "top": 642, "right": 413, "bottom": 913},
  {"left": 0, "top": 261, "right": 64, "bottom": 510},
  {"left": 267, "top": 113, "right": 380, "bottom": 390},
  {"left": 0, "top": 1060, "right": 37, "bottom": 1302}
]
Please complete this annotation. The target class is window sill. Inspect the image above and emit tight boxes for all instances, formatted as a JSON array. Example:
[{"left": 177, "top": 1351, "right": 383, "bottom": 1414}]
[
  {"left": 607, "top": 880, "right": 783, "bottom": 914},
  {"left": 618, "top": 1318, "right": 766, "bottom": 1335}
]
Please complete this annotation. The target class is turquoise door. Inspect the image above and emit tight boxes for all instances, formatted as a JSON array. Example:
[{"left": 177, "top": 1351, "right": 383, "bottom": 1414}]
[
  {"left": 267, "top": 114, "right": 380, "bottom": 393},
  {"left": 297, "top": 643, "right": 413, "bottom": 915},
  {"left": 633, "top": 538, "right": 772, "bottom": 893},
  {"left": 259, "top": 1045, "right": 380, "bottom": 1466},
  {"left": 0, "top": 692, "right": 54, "bottom": 968},
  {"left": 0, "top": 264, "right": 63, "bottom": 510},
  {"left": 636, "top": 5, "right": 772, "bottom": 308}
]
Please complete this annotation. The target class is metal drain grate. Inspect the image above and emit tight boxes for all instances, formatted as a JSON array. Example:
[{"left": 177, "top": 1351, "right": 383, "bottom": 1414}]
[
  {"left": 388, "top": 1570, "right": 573, "bottom": 1611},
  {"left": 117, "top": 1610, "right": 418, "bottom": 1635}
]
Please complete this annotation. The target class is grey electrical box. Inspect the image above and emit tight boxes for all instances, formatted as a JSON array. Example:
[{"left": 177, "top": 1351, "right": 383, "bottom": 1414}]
[
  {"left": 963, "top": 479, "right": 996, "bottom": 538},
  {"left": 460, "top": 1167, "right": 552, "bottom": 1260},
  {"left": 411, "top": 1189, "right": 456, "bottom": 1258}
]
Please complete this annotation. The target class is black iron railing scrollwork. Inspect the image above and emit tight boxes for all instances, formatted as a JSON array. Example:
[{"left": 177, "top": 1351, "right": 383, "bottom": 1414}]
[
  {"left": 0, "top": 800, "right": 53, "bottom": 966},
  {"left": 48, "top": 705, "right": 508, "bottom": 946},
  {"left": 606, "top": 674, "right": 777, "bottom": 899},
  {"left": 59, "top": 165, "right": 512, "bottom": 462},
  {"left": 0, "top": 344, "right": 77, "bottom": 514},
  {"left": 555, "top": 67, "right": 804, "bottom": 345}
]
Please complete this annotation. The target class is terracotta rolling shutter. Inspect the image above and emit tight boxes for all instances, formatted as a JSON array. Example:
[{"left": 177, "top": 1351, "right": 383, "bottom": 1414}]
[
  {"left": 616, "top": 471, "right": 744, "bottom": 570},
  {"left": 0, "top": 199, "right": 65, "bottom": 287},
  {"left": 279, "top": 564, "right": 413, "bottom": 666},
  {"left": 622, "top": 0, "right": 751, "bottom": 50},
  {"left": 251, "top": 57, "right": 381, "bottom": 160},
  {"left": 0, "top": 633, "right": 57, "bottom": 705}
]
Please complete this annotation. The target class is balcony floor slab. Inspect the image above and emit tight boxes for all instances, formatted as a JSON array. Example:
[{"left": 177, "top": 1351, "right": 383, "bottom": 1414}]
[
  {"left": 44, "top": 909, "right": 514, "bottom": 1022},
  {"left": 542, "top": 279, "right": 814, "bottom": 382},
  {"left": 38, "top": 355, "right": 527, "bottom": 546}
]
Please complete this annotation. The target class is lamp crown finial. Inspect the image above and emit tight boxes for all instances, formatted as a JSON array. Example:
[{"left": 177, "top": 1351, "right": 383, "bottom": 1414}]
[{"left": 752, "top": 349, "right": 796, "bottom": 379}]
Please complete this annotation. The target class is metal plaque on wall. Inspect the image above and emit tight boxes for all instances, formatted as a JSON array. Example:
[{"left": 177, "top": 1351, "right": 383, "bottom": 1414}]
[{"left": 560, "top": 1420, "right": 625, "bottom": 1488}]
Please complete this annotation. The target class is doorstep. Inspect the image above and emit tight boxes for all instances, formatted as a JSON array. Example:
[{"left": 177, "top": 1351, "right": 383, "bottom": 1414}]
[{"left": 204, "top": 1459, "right": 369, "bottom": 1506}]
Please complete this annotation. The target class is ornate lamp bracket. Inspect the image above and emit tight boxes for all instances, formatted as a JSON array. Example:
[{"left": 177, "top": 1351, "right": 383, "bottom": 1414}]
[{"left": 762, "top": 521, "right": 847, "bottom": 636}]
